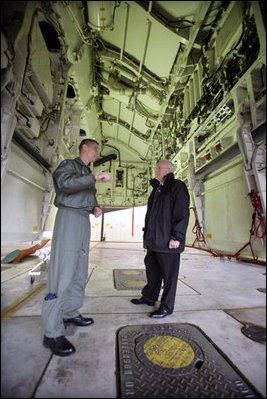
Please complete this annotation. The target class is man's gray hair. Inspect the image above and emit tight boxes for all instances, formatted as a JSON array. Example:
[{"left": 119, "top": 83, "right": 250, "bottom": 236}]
[
  {"left": 156, "top": 159, "right": 175, "bottom": 172},
  {"left": 166, "top": 160, "right": 174, "bottom": 172}
]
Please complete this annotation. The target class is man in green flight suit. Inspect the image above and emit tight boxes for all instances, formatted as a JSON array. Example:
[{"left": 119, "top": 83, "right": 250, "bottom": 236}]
[{"left": 41, "top": 139, "right": 113, "bottom": 356}]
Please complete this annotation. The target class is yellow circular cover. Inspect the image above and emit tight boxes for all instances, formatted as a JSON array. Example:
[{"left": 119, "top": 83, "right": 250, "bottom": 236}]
[{"left": 144, "top": 335, "right": 194, "bottom": 368}]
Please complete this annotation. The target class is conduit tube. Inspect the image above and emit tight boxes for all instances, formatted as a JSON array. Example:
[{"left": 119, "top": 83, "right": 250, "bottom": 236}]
[{"left": 132, "top": 203, "right": 134, "bottom": 237}]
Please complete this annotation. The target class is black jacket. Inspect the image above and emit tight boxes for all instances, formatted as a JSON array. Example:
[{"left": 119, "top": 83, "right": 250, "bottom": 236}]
[{"left": 143, "top": 173, "right": 190, "bottom": 253}]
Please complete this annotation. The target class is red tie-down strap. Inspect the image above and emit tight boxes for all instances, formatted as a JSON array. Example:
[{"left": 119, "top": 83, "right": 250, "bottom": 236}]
[
  {"left": 191, "top": 207, "right": 207, "bottom": 245},
  {"left": 187, "top": 207, "right": 218, "bottom": 257},
  {"left": 186, "top": 200, "right": 266, "bottom": 265},
  {"left": 248, "top": 191, "right": 266, "bottom": 239},
  {"left": 234, "top": 190, "right": 266, "bottom": 260}
]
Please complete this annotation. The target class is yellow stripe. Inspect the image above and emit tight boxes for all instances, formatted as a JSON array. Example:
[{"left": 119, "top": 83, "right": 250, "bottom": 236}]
[
  {"left": 122, "top": 271, "right": 139, "bottom": 275},
  {"left": 126, "top": 280, "right": 146, "bottom": 287},
  {"left": 1, "top": 283, "right": 46, "bottom": 323}
]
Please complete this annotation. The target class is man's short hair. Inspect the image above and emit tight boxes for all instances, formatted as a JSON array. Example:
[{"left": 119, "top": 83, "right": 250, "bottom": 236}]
[{"left": 79, "top": 139, "right": 99, "bottom": 152}]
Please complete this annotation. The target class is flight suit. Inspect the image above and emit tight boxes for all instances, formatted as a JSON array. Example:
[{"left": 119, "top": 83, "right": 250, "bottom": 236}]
[{"left": 41, "top": 158, "right": 98, "bottom": 338}]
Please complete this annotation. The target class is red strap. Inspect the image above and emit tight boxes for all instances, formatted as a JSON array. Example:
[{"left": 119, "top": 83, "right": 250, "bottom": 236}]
[
  {"left": 248, "top": 191, "right": 266, "bottom": 239},
  {"left": 191, "top": 208, "right": 207, "bottom": 245}
]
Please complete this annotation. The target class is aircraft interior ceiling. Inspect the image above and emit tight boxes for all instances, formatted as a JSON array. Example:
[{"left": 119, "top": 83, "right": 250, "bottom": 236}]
[{"left": 1, "top": 1, "right": 266, "bottom": 258}]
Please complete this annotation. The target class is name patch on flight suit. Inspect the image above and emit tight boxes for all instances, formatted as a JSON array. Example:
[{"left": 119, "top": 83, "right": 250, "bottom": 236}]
[{"left": 59, "top": 160, "right": 68, "bottom": 167}]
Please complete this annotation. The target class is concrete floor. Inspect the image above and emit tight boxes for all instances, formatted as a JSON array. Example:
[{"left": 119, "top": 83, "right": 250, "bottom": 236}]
[{"left": 1, "top": 242, "right": 266, "bottom": 398}]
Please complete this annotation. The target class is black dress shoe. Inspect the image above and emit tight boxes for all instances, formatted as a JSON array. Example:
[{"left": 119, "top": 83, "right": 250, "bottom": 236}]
[
  {"left": 43, "top": 335, "right": 75, "bottom": 357},
  {"left": 149, "top": 308, "right": 172, "bottom": 318},
  {"left": 131, "top": 297, "right": 155, "bottom": 306},
  {"left": 63, "top": 314, "right": 94, "bottom": 327}
]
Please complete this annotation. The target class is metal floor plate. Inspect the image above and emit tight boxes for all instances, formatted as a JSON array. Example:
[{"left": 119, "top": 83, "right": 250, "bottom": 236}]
[
  {"left": 113, "top": 269, "right": 185, "bottom": 290},
  {"left": 117, "top": 323, "right": 260, "bottom": 398},
  {"left": 114, "top": 269, "right": 147, "bottom": 290},
  {"left": 241, "top": 325, "right": 266, "bottom": 344}
]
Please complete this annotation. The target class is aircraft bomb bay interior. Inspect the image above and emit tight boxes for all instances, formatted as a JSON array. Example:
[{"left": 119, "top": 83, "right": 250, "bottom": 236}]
[{"left": 1, "top": 1, "right": 266, "bottom": 263}]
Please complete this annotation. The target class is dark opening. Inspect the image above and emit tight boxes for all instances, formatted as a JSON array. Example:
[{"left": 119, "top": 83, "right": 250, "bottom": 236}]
[
  {"left": 67, "top": 85, "right": 76, "bottom": 98},
  {"left": 39, "top": 21, "right": 60, "bottom": 52}
]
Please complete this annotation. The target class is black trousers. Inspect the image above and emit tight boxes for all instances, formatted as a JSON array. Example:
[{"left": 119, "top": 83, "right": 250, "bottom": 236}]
[{"left": 142, "top": 250, "right": 181, "bottom": 313}]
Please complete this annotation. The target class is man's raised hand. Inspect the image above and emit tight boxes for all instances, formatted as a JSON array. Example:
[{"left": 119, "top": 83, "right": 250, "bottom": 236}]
[{"left": 95, "top": 172, "right": 113, "bottom": 182}]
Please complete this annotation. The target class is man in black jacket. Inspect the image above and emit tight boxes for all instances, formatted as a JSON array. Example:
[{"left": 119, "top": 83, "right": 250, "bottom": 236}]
[{"left": 131, "top": 159, "right": 190, "bottom": 318}]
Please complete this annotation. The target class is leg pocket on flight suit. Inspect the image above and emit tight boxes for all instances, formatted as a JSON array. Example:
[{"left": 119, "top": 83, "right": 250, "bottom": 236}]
[
  {"left": 56, "top": 249, "right": 80, "bottom": 294},
  {"left": 41, "top": 296, "right": 65, "bottom": 337}
]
